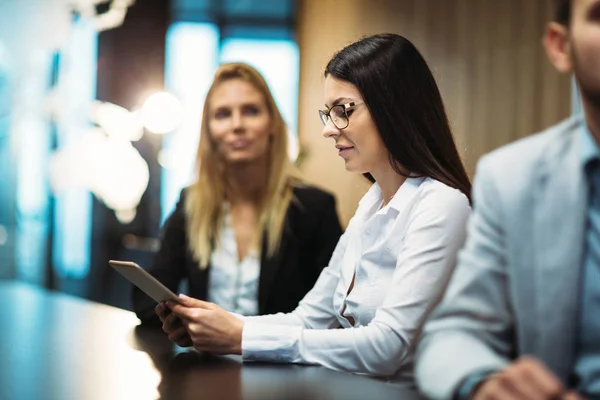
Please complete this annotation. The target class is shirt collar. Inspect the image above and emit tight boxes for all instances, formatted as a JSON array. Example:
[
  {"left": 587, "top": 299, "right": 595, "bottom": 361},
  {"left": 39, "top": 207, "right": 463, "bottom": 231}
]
[
  {"left": 387, "top": 176, "right": 427, "bottom": 213},
  {"left": 358, "top": 176, "right": 426, "bottom": 216},
  {"left": 581, "top": 122, "right": 600, "bottom": 169}
]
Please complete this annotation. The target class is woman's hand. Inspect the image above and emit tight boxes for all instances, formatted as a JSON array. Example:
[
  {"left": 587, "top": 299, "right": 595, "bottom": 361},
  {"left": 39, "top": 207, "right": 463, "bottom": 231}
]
[
  {"left": 155, "top": 302, "right": 193, "bottom": 347},
  {"left": 166, "top": 294, "right": 244, "bottom": 355}
]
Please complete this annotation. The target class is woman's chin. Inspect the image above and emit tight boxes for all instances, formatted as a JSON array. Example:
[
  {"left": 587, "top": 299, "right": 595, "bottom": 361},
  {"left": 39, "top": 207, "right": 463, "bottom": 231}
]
[
  {"left": 343, "top": 162, "right": 366, "bottom": 174},
  {"left": 225, "top": 154, "right": 262, "bottom": 166}
]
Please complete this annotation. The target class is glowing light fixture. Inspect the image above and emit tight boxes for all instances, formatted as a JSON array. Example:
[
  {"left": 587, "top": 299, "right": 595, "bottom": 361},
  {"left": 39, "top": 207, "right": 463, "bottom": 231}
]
[
  {"left": 140, "top": 92, "right": 182, "bottom": 134},
  {"left": 91, "top": 100, "right": 143, "bottom": 141}
]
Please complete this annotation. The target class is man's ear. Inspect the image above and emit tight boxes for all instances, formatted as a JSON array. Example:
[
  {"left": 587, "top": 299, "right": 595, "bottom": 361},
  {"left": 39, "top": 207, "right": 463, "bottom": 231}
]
[{"left": 543, "top": 22, "right": 573, "bottom": 74}]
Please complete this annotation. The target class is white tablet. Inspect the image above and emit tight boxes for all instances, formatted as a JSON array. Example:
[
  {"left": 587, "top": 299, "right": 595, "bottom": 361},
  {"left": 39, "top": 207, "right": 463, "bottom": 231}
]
[{"left": 109, "top": 260, "right": 181, "bottom": 304}]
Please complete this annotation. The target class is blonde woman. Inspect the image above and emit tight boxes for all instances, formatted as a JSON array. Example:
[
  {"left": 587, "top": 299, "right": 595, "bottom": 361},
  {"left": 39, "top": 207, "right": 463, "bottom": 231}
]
[{"left": 133, "top": 63, "right": 342, "bottom": 326}]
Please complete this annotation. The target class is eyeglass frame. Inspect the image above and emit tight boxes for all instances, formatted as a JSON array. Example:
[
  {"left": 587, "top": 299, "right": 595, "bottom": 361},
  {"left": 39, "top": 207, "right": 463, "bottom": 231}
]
[{"left": 318, "top": 101, "right": 363, "bottom": 130}]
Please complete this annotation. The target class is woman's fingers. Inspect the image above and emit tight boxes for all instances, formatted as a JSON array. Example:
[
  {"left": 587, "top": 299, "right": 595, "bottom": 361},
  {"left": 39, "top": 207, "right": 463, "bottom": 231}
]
[
  {"left": 165, "top": 312, "right": 182, "bottom": 328},
  {"left": 174, "top": 336, "right": 193, "bottom": 348},
  {"left": 162, "top": 299, "right": 242, "bottom": 355},
  {"left": 167, "top": 326, "right": 189, "bottom": 342},
  {"left": 162, "top": 311, "right": 184, "bottom": 335},
  {"left": 155, "top": 302, "right": 172, "bottom": 322},
  {"left": 173, "top": 294, "right": 213, "bottom": 309},
  {"left": 168, "top": 303, "right": 208, "bottom": 321}
]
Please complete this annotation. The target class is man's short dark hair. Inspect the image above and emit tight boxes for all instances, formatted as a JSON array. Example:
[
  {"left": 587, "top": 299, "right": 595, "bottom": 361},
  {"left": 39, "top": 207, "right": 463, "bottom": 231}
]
[{"left": 555, "top": 0, "right": 571, "bottom": 25}]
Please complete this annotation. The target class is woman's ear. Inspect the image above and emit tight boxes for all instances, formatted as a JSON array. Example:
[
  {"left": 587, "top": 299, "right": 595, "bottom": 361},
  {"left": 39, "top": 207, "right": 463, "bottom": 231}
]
[{"left": 543, "top": 22, "right": 573, "bottom": 74}]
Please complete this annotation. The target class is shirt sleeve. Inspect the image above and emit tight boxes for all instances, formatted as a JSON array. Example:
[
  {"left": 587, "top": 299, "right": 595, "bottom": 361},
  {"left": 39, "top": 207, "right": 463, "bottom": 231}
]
[{"left": 242, "top": 190, "right": 471, "bottom": 377}]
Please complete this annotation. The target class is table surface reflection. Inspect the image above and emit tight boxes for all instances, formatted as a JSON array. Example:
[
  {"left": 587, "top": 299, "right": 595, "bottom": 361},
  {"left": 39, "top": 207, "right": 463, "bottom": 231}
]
[{"left": 0, "top": 280, "right": 422, "bottom": 400}]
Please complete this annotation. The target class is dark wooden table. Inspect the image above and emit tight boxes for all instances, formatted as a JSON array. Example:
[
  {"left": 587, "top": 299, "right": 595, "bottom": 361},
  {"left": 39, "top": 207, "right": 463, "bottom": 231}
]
[{"left": 0, "top": 281, "right": 422, "bottom": 400}]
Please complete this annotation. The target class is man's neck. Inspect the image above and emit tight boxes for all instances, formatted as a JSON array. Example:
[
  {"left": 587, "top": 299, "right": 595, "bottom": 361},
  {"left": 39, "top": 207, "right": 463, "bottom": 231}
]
[{"left": 582, "top": 99, "right": 600, "bottom": 147}]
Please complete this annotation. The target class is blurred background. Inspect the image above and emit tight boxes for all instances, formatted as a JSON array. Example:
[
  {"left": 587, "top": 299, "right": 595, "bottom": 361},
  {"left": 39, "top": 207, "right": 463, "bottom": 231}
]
[{"left": 0, "top": 0, "right": 573, "bottom": 310}]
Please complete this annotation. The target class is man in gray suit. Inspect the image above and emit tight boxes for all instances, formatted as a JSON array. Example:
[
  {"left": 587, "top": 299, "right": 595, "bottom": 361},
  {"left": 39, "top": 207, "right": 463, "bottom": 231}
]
[{"left": 416, "top": 0, "right": 600, "bottom": 399}]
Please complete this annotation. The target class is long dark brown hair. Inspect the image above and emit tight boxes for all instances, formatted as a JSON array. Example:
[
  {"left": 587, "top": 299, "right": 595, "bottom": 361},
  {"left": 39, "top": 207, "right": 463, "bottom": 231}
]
[{"left": 325, "top": 33, "right": 472, "bottom": 202}]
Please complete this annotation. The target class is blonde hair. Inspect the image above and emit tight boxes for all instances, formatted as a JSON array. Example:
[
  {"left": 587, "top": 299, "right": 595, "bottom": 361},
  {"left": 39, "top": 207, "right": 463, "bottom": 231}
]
[{"left": 185, "top": 62, "right": 303, "bottom": 268}]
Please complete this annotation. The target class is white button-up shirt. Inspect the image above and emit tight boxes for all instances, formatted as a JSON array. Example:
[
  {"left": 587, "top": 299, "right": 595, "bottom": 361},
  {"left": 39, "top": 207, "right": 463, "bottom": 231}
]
[
  {"left": 240, "top": 177, "right": 471, "bottom": 381},
  {"left": 208, "top": 205, "right": 260, "bottom": 316}
]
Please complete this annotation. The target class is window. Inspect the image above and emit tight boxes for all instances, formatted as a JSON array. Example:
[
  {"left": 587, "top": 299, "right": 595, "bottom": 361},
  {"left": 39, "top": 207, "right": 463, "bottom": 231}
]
[{"left": 161, "top": 23, "right": 219, "bottom": 223}]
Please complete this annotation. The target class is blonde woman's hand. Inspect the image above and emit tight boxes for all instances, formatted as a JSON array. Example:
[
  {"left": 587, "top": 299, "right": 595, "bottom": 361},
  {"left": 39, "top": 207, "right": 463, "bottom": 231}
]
[{"left": 166, "top": 294, "right": 244, "bottom": 355}]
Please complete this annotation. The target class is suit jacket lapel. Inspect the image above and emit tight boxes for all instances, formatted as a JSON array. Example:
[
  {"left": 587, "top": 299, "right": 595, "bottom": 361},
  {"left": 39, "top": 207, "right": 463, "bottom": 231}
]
[
  {"left": 533, "top": 121, "right": 587, "bottom": 382},
  {"left": 257, "top": 217, "right": 293, "bottom": 314}
]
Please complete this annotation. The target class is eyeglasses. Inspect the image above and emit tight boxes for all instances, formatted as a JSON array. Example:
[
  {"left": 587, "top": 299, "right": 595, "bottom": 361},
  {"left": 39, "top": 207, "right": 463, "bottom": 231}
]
[{"left": 318, "top": 101, "right": 363, "bottom": 130}]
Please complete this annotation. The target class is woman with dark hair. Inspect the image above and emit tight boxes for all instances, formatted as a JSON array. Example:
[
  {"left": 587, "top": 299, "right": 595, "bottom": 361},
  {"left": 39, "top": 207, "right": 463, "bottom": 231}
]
[
  {"left": 323, "top": 33, "right": 471, "bottom": 199},
  {"left": 156, "top": 34, "right": 471, "bottom": 383}
]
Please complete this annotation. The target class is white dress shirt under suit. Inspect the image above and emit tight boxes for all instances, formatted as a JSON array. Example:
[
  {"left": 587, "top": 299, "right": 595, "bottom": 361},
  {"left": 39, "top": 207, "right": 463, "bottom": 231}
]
[
  {"left": 240, "top": 177, "right": 471, "bottom": 382},
  {"left": 208, "top": 204, "right": 261, "bottom": 316}
]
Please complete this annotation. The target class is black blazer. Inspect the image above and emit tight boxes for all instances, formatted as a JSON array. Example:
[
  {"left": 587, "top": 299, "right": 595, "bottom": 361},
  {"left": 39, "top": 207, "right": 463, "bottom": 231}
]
[{"left": 133, "top": 185, "right": 343, "bottom": 326}]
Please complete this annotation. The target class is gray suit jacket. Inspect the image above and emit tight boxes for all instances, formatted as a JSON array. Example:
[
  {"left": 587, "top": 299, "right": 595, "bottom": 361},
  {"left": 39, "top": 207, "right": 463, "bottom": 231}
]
[{"left": 415, "top": 115, "right": 589, "bottom": 399}]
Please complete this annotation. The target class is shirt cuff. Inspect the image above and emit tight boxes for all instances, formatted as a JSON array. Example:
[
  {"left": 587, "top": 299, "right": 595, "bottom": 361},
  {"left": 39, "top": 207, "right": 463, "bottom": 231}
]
[
  {"left": 454, "top": 370, "right": 496, "bottom": 400},
  {"left": 241, "top": 321, "right": 302, "bottom": 363}
]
